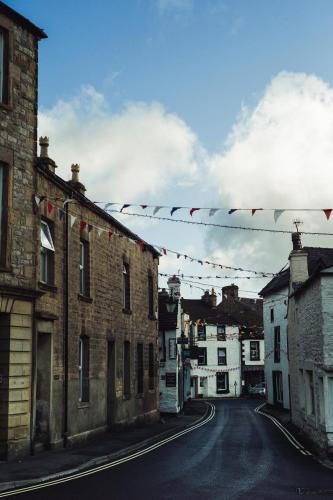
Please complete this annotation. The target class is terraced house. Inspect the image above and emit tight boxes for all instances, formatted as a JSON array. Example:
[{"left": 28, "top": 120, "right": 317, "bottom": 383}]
[{"left": 0, "top": 2, "right": 159, "bottom": 460}]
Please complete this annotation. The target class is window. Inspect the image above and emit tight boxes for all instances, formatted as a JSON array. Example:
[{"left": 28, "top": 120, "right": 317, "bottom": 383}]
[
  {"left": 299, "top": 369, "right": 305, "bottom": 409},
  {"left": 79, "top": 240, "right": 90, "bottom": 296},
  {"left": 123, "top": 341, "right": 131, "bottom": 397},
  {"left": 270, "top": 308, "right": 274, "bottom": 323},
  {"left": 137, "top": 343, "right": 144, "bottom": 394},
  {"left": 148, "top": 273, "right": 154, "bottom": 318},
  {"left": 148, "top": 343, "right": 154, "bottom": 390},
  {"left": 217, "top": 325, "right": 226, "bottom": 341},
  {"left": 250, "top": 341, "right": 260, "bottom": 361},
  {"left": 40, "top": 220, "right": 55, "bottom": 284},
  {"left": 306, "top": 370, "right": 315, "bottom": 416},
  {"left": 79, "top": 336, "right": 89, "bottom": 402},
  {"left": 0, "top": 162, "right": 8, "bottom": 262},
  {"left": 273, "top": 371, "right": 283, "bottom": 405},
  {"left": 216, "top": 372, "right": 229, "bottom": 394},
  {"left": 0, "top": 28, "right": 8, "bottom": 104},
  {"left": 274, "top": 326, "right": 280, "bottom": 363},
  {"left": 169, "top": 338, "right": 177, "bottom": 360},
  {"left": 197, "top": 324, "right": 206, "bottom": 340},
  {"left": 197, "top": 347, "right": 207, "bottom": 366},
  {"left": 218, "top": 347, "right": 227, "bottom": 365},
  {"left": 122, "top": 262, "right": 130, "bottom": 310},
  {"left": 200, "top": 377, "right": 207, "bottom": 388}
]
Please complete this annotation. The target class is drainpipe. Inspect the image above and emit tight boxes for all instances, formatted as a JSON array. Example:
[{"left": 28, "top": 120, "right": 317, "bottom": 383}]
[{"left": 62, "top": 196, "right": 71, "bottom": 447}]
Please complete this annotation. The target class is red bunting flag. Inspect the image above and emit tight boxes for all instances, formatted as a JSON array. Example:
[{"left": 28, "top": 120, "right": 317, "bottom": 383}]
[
  {"left": 47, "top": 202, "right": 53, "bottom": 215},
  {"left": 251, "top": 209, "right": 263, "bottom": 216},
  {"left": 162, "top": 248, "right": 167, "bottom": 255},
  {"left": 323, "top": 209, "right": 332, "bottom": 220},
  {"left": 137, "top": 241, "right": 145, "bottom": 250},
  {"left": 190, "top": 207, "right": 200, "bottom": 216},
  {"left": 108, "top": 231, "right": 113, "bottom": 241},
  {"left": 80, "top": 221, "right": 87, "bottom": 231}
]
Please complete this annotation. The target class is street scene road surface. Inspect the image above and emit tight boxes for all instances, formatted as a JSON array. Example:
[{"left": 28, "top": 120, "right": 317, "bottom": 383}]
[{"left": 9, "top": 399, "right": 333, "bottom": 500}]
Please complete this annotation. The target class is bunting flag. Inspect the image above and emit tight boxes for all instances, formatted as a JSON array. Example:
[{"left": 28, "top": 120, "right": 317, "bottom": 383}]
[
  {"left": 153, "top": 206, "right": 163, "bottom": 215},
  {"left": 170, "top": 207, "right": 181, "bottom": 216},
  {"left": 137, "top": 241, "right": 145, "bottom": 250},
  {"left": 251, "top": 209, "right": 262, "bottom": 216},
  {"left": 120, "top": 204, "right": 130, "bottom": 212},
  {"left": 34, "top": 195, "right": 46, "bottom": 206},
  {"left": 58, "top": 209, "right": 65, "bottom": 221},
  {"left": 323, "top": 209, "right": 332, "bottom": 220},
  {"left": 209, "top": 208, "right": 219, "bottom": 217},
  {"left": 80, "top": 221, "right": 87, "bottom": 231},
  {"left": 177, "top": 253, "right": 181, "bottom": 259},
  {"left": 108, "top": 231, "right": 113, "bottom": 241},
  {"left": 70, "top": 215, "right": 76, "bottom": 228},
  {"left": 140, "top": 204, "right": 148, "bottom": 209},
  {"left": 97, "top": 227, "right": 104, "bottom": 237},
  {"left": 228, "top": 209, "right": 237, "bottom": 215},
  {"left": 162, "top": 248, "right": 167, "bottom": 255},
  {"left": 274, "top": 209, "right": 285, "bottom": 223},
  {"left": 190, "top": 208, "right": 200, "bottom": 216},
  {"left": 47, "top": 202, "right": 53, "bottom": 215},
  {"left": 87, "top": 224, "right": 93, "bottom": 233}
]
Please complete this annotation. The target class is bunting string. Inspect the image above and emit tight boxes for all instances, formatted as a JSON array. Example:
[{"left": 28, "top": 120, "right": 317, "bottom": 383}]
[
  {"left": 96, "top": 202, "right": 333, "bottom": 222},
  {"left": 107, "top": 209, "right": 333, "bottom": 236},
  {"left": 159, "top": 272, "right": 271, "bottom": 280}
]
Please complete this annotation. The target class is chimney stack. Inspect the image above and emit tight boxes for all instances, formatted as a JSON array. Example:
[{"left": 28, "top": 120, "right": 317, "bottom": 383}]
[
  {"left": 68, "top": 164, "right": 86, "bottom": 195},
  {"left": 201, "top": 289, "right": 217, "bottom": 308},
  {"left": 289, "top": 232, "right": 308, "bottom": 292},
  {"left": 38, "top": 137, "right": 57, "bottom": 173},
  {"left": 222, "top": 284, "right": 238, "bottom": 302}
]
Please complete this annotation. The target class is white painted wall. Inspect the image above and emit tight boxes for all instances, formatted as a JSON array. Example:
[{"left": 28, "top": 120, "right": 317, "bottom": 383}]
[
  {"left": 263, "top": 286, "right": 290, "bottom": 409},
  {"left": 190, "top": 324, "right": 241, "bottom": 398},
  {"left": 242, "top": 339, "right": 265, "bottom": 365}
]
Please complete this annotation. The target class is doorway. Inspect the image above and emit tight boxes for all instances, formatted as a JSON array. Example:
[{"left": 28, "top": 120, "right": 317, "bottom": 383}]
[
  {"left": 35, "top": 332, "right": 52, "bottom": 446},
  {"left": 107, "top": 340, "right": 116, "bottom": 426}
]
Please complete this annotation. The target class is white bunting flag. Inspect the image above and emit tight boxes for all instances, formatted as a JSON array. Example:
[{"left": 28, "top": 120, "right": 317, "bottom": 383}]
[
  {"left": 153, "top": 206, "right": 163, "bottom": 215},
  {"left": 274, "top": 209, "right": 285, "bottom": 223},
  {"left": 96, "top": 227, "right": 104, "bottom": 237},
  {"left": 70, "top": 215, "right": 77, "bottom": 228},
  {"left": 209, "top": 208, "right": 219, "bottom": 217}
]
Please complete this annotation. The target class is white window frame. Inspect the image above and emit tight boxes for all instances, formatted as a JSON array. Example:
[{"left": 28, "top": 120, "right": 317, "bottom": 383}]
[
  {"left": 79, "top": 241, "right": 85, "bottom": 295},
  {"left": 40, "top": 221, "right": 55, "bottom": 284}
]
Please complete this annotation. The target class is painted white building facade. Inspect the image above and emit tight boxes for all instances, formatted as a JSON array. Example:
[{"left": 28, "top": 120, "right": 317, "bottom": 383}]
[
  {"left": 241, "top": 337, "right": 265, "bottom": 391},
  {"left": 262, "top": 287, "right": 290, "bottom": 409},
  {"left": 190, "top": 324, "right": 241, "bottom": 398}
]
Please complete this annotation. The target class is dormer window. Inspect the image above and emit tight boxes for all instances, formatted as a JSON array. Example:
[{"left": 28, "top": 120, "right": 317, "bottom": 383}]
[{"left": 0, "top": 28, "right": 8, "bottom": 104}]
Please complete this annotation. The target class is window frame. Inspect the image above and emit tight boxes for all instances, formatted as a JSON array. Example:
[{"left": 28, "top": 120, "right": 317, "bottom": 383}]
[
  {"left": 270, "top": 308, "right": 274, "bottom": 323},
  {"left": 122, "top": 261, "right": 131, "bottom": 311},
  {"left": 147, "top": 272, "right": 154, "bottom": 318},
  {"left": 79, "top": 239, "right": 90, "bottom": 297},
  {"left": 40, "top": 219, "right": 55, "bottom": 285},
  {"left": 216, "top": 372, "right": 229, "bottom": 394},
  {"left": 0, "top": 161, "right": 9, "bottom": 266},
  {"left": 0, "top": 27, "right": 9, "bottom": 106},
  {"left": 79, "top": 336, "right": 90, "bottom": 403},
  {"left": 250, "top": 340, "right": 260, "bottom": 362},
  {"left": 217, "top": 325, "right": 226, "bottom": 341},
  {"left": 217, "top": 347, "right": 227, "bottom": 365},
  {"left": 197, "top": 324, "right": 206, "bottom": 341},
  {"left": 197, "top": 347, "right": 207, "bottom": 366},
  {"left": 274, "top": 326, "right": 280, "bottom": 363}
]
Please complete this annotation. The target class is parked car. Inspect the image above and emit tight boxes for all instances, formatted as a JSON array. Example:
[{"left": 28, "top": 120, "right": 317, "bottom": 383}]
[{"left": 248, "top": 382, "right": 266, "bottom": 397}]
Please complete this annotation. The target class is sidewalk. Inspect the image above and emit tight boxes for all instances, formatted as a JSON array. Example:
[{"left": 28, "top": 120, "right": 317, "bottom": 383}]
[{"left": 0, "top": 400, "right": 208, "bottom": 493}]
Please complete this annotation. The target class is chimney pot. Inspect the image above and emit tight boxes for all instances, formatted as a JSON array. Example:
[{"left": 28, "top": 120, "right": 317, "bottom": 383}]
[
  {"left": 71, "top": 163, "right": 80, "bottom": 183},
  {"left": 39, "top": 136, "right": 49, "bottom": 158}
]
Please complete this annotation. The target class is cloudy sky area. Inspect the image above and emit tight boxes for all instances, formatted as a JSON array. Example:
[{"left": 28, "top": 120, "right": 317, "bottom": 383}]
[{"left": 8, "top": 0, "right": 333, "bottom": 299}]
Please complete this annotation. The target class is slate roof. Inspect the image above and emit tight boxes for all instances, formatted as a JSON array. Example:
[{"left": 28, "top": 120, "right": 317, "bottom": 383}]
[
  {"left": 0, "top": 2, "right": 47, "bottom": 39},
  {"left": 260, "top": 247, "right": 333, "bottom": 297},
  {"left": 181, "top": 297, "right": 263, "bottom": 328},
  {"left": 158, "top": 294, "right": 178, "bottom": 330}
]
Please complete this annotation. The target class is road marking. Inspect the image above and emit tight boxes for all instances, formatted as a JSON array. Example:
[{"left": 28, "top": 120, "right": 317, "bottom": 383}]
[
  {"left": 254, "top": 403, "right": 312, "bottom": 456},
  {"left": 0, "top": 403, "right": 215, "bottom": 498}
]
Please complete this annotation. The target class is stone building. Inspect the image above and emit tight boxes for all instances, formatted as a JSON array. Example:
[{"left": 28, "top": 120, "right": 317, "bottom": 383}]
[
  {"left": 287, "top": 234, "right": 333, "bottom": 455},
  {"left": 0, "top": 2, "right": 159, "bottom": 459}
]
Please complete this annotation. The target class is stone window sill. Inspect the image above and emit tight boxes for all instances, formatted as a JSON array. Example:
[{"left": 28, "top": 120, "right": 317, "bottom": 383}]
[
  {"left": 122, "top": 308, "right": 132, "bottom": 315},
  {"left": 78, "top": 294, "right": 93, "bottom": 303},
  {"left": 78, "top": 402, "right": 90, "bottom": 409},
  {"left": 38, "top": 281, "right": 57, "bottom": 293}
]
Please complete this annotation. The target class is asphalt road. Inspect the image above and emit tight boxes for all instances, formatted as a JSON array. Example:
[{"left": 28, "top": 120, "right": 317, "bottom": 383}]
[{"left": 8, "top": 399, "right": 333, "bottom": 500}]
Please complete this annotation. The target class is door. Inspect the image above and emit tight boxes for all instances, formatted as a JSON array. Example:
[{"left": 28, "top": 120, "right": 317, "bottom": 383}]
[
  {"left": 35, "top": 332, "right": 52, "bottom": 446},
  {"left": 107, "top": 340, "right": 116, "bottom": 426},
  {"left": 273, "top": 371, "right": 283, "bottom": 407}
]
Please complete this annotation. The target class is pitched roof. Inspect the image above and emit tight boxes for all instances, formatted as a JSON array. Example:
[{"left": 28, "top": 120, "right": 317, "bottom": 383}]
[
  {"left": 260, "top": 247, "right": 333, "bottom": 297},
  {"left": 181, "top": 297, "right": 263, "bottom": 327},
  {"left": 158, "top": 294, "right": 178, "bottom": 330},
  {"left": 0, "top": 2, "right": 47, "bottom": 39}
]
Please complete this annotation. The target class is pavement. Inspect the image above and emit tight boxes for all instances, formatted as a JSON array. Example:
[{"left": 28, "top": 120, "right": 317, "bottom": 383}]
[
  {"left": 0, "top": 400, "right": 208, "bottom": 494},
  {"left": 10, "top": 398, "right": 333, "bottom": 500}
]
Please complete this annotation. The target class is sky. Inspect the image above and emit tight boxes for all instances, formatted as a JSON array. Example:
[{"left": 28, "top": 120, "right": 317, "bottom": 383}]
[{"left": 6, "top": 0, "right": 333, "bottom": 300}]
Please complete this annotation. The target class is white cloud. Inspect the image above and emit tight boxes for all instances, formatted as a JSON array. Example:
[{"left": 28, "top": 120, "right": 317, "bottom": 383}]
[
  {"left": 207, "top": 71, "right": 333, "bottom": 287},
  {"left": 39, "top": 85, "right": 201, "bottom": 202}
]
